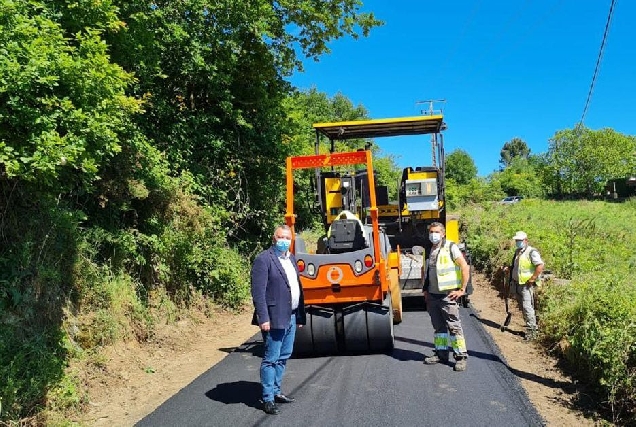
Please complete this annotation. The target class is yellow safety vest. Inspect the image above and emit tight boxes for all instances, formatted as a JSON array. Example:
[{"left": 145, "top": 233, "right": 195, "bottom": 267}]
[
  {"left": 436, "top": 241, "right": 462, "bottom": 291},
  {"left": 516, "top": 246, "right": 538, "bottom": 285}
]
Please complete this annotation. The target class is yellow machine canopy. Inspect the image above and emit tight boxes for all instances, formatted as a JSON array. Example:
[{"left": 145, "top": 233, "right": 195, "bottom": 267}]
[{"left": 313, "top": 115, "right": 445, "bottom": 140}]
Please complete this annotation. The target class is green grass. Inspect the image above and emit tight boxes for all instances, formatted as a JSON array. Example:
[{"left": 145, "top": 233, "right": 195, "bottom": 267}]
[{"left": 458, "top": 198, "right": 636, "bottom": 425}]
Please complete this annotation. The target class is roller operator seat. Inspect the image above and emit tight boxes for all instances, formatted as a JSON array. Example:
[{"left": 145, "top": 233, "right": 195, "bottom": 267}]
[{"left": 326, "top": 210, "right": 368, "bottom": 253}]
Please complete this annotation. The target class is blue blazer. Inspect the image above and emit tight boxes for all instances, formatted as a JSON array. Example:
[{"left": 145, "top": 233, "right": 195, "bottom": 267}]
[{"left": 251, "top": 247, "right": 306, "bottom": 329}]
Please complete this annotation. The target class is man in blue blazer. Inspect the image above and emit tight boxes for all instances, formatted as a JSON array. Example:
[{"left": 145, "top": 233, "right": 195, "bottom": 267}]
[{"left": 251, "top": 224, "right": 306, "bottom": 415}]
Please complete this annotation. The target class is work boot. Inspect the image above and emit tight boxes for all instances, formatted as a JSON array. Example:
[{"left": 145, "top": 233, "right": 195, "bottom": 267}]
[
  {"left": 453, "top": 357, "right": 468, "bottom": 372},
  {"left": 424, "top": 351, "right": 448, "bottom": 365}
]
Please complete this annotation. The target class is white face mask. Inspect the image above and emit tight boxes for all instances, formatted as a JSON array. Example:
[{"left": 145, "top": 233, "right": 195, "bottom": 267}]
[{"left": 429, "top": 232, "right": 442, "bottom": 245}]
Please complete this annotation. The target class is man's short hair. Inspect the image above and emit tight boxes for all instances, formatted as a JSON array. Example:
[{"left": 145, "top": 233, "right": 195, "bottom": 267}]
[
  {"left": 273, "top": 224, "right": 291, "bottom": 236},
  {"left": 429, "top": 221, "right": 445, "bottom": 232}
]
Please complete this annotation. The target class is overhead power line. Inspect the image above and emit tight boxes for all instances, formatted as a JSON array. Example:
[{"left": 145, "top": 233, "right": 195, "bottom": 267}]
[{"left": 580, "top": 0, "right": 617, "bottom": 125}]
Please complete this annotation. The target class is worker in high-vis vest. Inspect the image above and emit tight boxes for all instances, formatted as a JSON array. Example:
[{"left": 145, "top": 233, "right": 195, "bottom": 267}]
[
  {"left": 421, "top": 221, "right": 471, "bottom": 372},
  {"left": 507, "top": 231, "right": 544, "bottom": 341}
]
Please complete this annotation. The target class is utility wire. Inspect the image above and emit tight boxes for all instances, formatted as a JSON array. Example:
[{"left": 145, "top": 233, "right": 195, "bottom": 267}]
[{"left": 580, "top": 0, "right": 617, "bottom": 125}]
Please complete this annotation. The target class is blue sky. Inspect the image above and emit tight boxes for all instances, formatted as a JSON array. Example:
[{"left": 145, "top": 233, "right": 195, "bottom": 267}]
[{"left": 289, "top": 0, "right": 635, "bottom": 176}]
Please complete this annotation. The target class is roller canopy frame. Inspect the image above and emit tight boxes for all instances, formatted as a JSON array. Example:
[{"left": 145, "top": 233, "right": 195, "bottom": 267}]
[{"left": 313, "top": 115, "right": 446, "bottom": 141}]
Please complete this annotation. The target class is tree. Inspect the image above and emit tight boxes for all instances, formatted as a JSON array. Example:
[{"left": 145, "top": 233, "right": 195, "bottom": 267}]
[
  {"left": 489, "top": 157, "right": 545, "bottom": 198},
  {"left": 100, "top": 1, "right": 383, "bottom": 243},
  {"left": 445, "top": 149, "right": 477, "bottom": 185},
  {"left": 500, "top": 137, "right": 530, "bottom": 169},
  {"left": 445, "top": 176, "right": 505, "bottom": 209},
  {"left": 546, "top": 126, "right": 636, "bottom": 197},
  {"left": 371, "top": 153, "right": 401, "bottom": 203},
  {"left": 0, "top": 0, "right": 140, "bottom": 191}
]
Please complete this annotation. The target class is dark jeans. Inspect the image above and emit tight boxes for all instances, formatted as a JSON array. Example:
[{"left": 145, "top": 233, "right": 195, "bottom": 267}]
[{"left": 260, "top": 314, "right": 296, "bottom": 402}]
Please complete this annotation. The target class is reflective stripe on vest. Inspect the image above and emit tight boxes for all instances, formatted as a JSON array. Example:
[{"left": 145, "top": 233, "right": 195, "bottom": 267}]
[
  {"left": 517, "top": 246, "right": 536, "bottom": 284},
  {"left": 436, "top": 241, "right": 462, "bottom": 291}
]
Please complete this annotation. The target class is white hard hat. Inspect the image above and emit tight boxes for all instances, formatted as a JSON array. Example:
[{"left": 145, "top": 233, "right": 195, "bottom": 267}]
[{"left": 512, "top": 231, "right": 528, "bottom": 240}]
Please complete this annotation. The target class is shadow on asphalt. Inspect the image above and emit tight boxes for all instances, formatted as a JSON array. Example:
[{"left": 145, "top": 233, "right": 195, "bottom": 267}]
[
  {"left": 394, "top": 335, "right": 432, "bottom": 348},
  {"left": 219, "top": 341, "right": 262, "bottom": 357},
  {"left": 390, "top": 346, "right": 427, "bottom": 362},
  {"left": 396, "top": 334, "right": 505, "bottom": 364},
  {"left": 205, "top": 380, "right": 262, "bottom": 409},
  {"left": 470, "top": 312, "right": 503, "bottom": 329},
  {"left": 402, "top": 295, "right": 426, "bottom": 311}
]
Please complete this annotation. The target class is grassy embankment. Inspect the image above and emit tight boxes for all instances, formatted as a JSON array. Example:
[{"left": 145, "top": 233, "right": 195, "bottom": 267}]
[
  {"left": 457, "top": 198, "right": 636, "bottom": 425},
  {"left": 0, "top": 191, "right": 251, "bottom": 425}
]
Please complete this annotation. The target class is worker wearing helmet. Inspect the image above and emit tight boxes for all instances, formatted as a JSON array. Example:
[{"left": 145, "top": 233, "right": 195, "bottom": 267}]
[
  {"left": 422, "top": 222, "right": 471, "bottom": 372},
  {"left": 507, "top": 231, "right": 544, "bottom": 341}
]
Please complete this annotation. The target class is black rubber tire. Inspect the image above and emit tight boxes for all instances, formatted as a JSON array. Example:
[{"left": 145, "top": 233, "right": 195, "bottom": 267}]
[
  {"left": 368, "top": 294, "right": 394, "bottom": 353},
  {"left": 343, "top": 304, "right": 369, "bottom": 353},
  {"left": 311, "top": 306, "right": 338, "bottom": 354},
  {"left": 293, "top": 306, "right": 338, "bottom": 355}
]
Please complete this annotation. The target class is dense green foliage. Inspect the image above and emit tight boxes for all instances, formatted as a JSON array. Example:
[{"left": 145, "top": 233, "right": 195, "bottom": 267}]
[
  {"left": 458, "top": 199, "right": 636, "bottom": 424},
  {"left": 0, "top": 0, "right": 139, "bottom": 189},
  {"left": 445, "top": 149, "right": 477, "bottom": 185},
  {"left": 445, "top": 177, "right": 504, "bottom": 210},
  {"left": 446, "top": 125, "right": 635, "bottom": 207},
  {"left": 0, "top": 0, "right": 382, "bottom": 422},
  {"left": 545, "top": 126, "right": 636, "bottom": 197},
  {"left": 499, "top": 137, "right": 530, "bottom": 169},
  {"left": 489, "top": 156, "right": 546, "bottom": 199}
]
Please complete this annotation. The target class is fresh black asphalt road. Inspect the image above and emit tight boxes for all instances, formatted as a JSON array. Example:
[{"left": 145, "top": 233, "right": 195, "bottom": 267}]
[{"left": 137, "top": 300, "right": 545, "bottom": 427}]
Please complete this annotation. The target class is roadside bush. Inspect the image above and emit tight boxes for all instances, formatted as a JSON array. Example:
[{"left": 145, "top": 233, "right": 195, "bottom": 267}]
[
  {"left": 458, "top": 199, "right": 636, "bottom": 424},
  {"left": 0, "top": 327, "right": 67, "bottom": 423},
  {"left": 445, "top": 178, "right": 505, "bottom": 211},
  {"left": 541, "top": 274, "right": 636, "bottom": 425},
  {"left": 77, "top": 183, "right": 250, "bottom": 309},
  {"left": 141, "top": 191, "right": 250, "bottom": 308},
  {"left": 0, "top": 178, "right": 251, "bottom": 422},
  {"left": 0, "top": 187, "right": 78, "bottom": 422}
]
